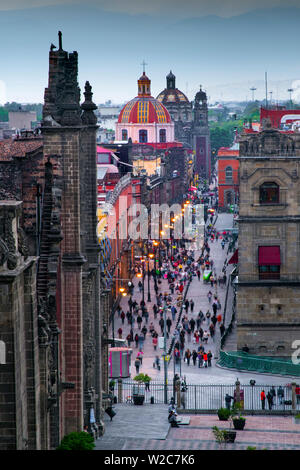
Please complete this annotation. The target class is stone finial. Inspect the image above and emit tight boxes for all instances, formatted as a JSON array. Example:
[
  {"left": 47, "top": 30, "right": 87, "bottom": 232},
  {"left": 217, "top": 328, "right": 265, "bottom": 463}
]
[
  {"left": 58, "top": 31, "right": 63, "bottom": 50},
  {"left": 81, "top": 81, "right": 97, "bottom": 125}
]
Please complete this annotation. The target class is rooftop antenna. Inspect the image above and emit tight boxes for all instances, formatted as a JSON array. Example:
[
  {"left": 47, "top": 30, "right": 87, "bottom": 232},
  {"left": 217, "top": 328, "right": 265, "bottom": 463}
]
[
  {"left": 58, "top": 30, "right": 63, "bottom": 51},
  {"left": 287, "top": 88, "right": 294, "bottom": 109}
]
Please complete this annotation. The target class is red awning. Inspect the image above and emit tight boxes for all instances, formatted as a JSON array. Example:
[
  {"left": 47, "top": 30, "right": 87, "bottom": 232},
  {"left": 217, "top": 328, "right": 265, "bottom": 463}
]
[
  {"left": 258, "top": 246, "right": 281, "bottom": 265},
  {"left": 228, "top": 249, "right": 238, "bottom": 264}
]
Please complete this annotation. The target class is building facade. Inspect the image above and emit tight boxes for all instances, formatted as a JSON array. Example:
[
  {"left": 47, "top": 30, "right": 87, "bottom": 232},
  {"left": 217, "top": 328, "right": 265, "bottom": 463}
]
[
  {"left": 217, "top": 143, "right": 239, "bottom": 209},
  {"left": 115, "top": 72, "right": 174, "bottom": 144},
  {"left": 236, "top": 120, "right": 300, "bottom": 357},
  {"left": 156, "top": 71, "right": 192, "bottom": 145},
  {"left": 0, "top": 33, "right": 104, "bottom": 449}
]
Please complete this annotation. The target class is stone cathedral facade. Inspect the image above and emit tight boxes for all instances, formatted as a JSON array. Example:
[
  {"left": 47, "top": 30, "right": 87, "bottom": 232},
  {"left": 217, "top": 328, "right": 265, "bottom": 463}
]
[{"left": 0, "top": 34, "right": 104, "bottom": 449}]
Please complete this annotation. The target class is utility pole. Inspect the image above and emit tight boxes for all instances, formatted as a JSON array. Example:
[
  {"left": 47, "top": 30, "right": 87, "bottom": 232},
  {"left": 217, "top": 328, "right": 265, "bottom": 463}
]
[
  {"left": 288, "top": 88, "right": 294, "bottom": 109},
  {"left": 250, "top": 87, "right": 257, "bottom": 102}
]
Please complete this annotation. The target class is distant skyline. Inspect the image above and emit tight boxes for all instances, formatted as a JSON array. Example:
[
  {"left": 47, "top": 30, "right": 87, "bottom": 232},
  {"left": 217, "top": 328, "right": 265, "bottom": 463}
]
[{"left": 0, "top": 3, "right": 300, "bottom": 105}]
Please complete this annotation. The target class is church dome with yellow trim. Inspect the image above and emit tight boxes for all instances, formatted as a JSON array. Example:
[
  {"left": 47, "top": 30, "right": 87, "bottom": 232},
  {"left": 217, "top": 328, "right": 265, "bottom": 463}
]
[
  {"left": 117, "top": 72, "right": 172, "bottom": 124},
  {"left": 115, "top": 71, "right": 175, "bottom": 144}
]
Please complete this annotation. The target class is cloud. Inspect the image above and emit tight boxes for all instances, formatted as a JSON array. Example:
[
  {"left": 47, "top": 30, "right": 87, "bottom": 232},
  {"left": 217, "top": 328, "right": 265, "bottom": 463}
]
[
  {"left": 1, "top": 0, "right": 300, "bottom": 17},
  {"left": 0, "top": 0, "right": 77, "bottom": 10}
]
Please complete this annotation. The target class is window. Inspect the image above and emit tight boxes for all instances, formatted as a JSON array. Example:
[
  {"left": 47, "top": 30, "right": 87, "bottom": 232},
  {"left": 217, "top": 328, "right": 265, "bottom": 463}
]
[
  {"left": 139, "top": 130, "right": 148, "bottom": 143},
  {"left": 259, "top": 182, "right": 279, "bottom": 204},
  {"left": 122, "top": 129, "right": 128, "bottom": 140},
  {"left": 225, "top": 166, "right": 233, "bottom": 180},
  {"left": 159, "top": 129, "right": 166, "bottom": 143},
  {"left": 258, "top": 246, "right": 280, "bottom": 280}
]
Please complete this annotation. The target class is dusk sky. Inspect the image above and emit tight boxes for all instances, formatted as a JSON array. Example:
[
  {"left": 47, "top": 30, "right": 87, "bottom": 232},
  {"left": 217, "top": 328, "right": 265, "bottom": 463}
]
[{"left": 1, "top": 0, "right": 300, "bottom": 105}]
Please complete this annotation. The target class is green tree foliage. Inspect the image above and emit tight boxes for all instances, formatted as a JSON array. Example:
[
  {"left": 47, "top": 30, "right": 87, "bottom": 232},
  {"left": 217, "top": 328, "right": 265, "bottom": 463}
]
[{"left": 56, "top": 431, "right": 95, "bottom": 451}]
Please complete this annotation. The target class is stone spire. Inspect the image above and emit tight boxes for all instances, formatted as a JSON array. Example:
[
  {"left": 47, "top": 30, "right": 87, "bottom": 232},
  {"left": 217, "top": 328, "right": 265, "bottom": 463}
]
[
  {"left": 42, "top": 32, "right": 82, "bottom": 127},
  {"left": 81, "top": 81, "right": 97, "bottom": 125}
]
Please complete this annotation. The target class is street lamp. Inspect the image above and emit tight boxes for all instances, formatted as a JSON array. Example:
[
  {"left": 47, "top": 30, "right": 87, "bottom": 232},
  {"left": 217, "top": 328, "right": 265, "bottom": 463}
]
[
  {"left": 147, "top": 252, "right": 154, "bottom": 302},
  {"left": 140, "top": 258, "right": 145, "bottom": 304}
]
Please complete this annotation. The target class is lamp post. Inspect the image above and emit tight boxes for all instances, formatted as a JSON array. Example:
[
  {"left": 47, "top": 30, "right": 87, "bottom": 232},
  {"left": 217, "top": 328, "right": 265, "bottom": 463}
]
[
  {"left": 148, "top": 252, "right": 154, "bottom": 302},
  {"left": 163, "top": 298, "right": 168, "bottom": 404}
]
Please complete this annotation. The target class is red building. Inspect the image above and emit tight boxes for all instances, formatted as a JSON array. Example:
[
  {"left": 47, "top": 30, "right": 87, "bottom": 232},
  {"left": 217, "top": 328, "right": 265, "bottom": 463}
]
[
  {"left": 260, "top": 107, "right": 300, "bottom": 130},
  {"left": 217, "top": 143, "right": 239, "bottom": 208}
]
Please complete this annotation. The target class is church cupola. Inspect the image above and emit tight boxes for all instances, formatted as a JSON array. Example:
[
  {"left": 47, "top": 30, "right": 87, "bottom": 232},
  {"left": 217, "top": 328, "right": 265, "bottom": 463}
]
[
  {"left": 138, "top": 72, "right": 151, "bottom": 97},
  {"left": 166, "top": 70, "right": 176, "bottom": 90}
]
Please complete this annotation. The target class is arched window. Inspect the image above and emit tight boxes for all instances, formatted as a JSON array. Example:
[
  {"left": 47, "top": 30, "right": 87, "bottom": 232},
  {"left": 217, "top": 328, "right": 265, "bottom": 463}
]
[
  {"left": 0, "top": 341, "right": 5, "bottom": 364},
  {"left": 259, "top": 182, "right": 279, "bottom": 204},
  {"left": 225, "top": 166, "right": 233, "bottom": 180},
  {"left": 159, "top": 129, "right": 166, "bottom": 143},
  {"left": 139, "top": 130, "right": 148, "bottom": 143},
  {"left": 122, "top": 129, "right": 128, "bottom": 141}
]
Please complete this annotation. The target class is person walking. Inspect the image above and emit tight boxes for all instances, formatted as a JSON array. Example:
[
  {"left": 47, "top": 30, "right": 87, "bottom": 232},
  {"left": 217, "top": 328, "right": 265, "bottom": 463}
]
[
  {"left": 261, "top": 389, "right": 266, "bottom": 410},
  {"left": 159, "top": 317, "right": 164, "bottom": 334},
  {"left": 134, "top": 357, "right": 140, "bottom": 374},
  {"left": 184, "top": 299, "right": 190, "bottom": 313},
  {"left": 203, "top": 352, "right": 208, "bottom": 368},
  {"left": 267, "top": 391, "right": 273, "bottom": 410},
  {"left": 134, "top": 333, "right": 139, "bottom": 348},
  {"left": 137, "top": 314, "right": 143, "bottom": 329},
  {"left": 141, "top": 324, "right": 147, "bottom": 339},
  {"left": 190, "top": 317, "right": 195, "bottom": 332},
  {"left": 207, "top": 350, "right": 213, "bottom": 367},
  {"left": 152, "top": 335, "right": 158, "bottom": 351},
  {"left": 185, "top": 349, "right": 191, "bottom": 366},
  {"left": 192, "top": 349, "right": 197, "bottom": 366},
  {"left": 190, "top": 299, "right": 194, "bottom": 313},
  {"left": 171, "top": 305, "right": 177, "bottom": 321},
  {"left": 220, "top": 323, "right": 225, "bottom": 336},
  {"left": 277, "top": 386, "right": 284, "bottom": 405},
  {"left": 212, "top": 302, "right": 218, "bottom": 316},
  {"left": 117, "top": 327, "right": 122, "bottom": 339},
  {"left": 198, "top": 351, "right": 203, "bottom": 368},
  {"left": 225, "top": 393, "right": 234, "bottom": 410},
  {"left": 120, "top": 311, "right": 125, "bottom": 325},
  {"left": 166, "top": 316, "right": 172, "bottom": 334}
]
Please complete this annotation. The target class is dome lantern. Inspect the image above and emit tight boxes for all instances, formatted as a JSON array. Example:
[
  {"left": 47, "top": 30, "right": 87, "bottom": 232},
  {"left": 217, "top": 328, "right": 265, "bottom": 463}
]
[{"left": 167, "top": 70, "right": 176, "bottom": 90}]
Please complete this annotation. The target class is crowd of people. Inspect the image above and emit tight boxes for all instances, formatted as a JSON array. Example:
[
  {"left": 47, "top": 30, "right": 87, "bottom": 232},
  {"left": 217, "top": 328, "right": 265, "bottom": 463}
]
[{"left": 114, "top": 177, "right": 235, "bottom": 383}]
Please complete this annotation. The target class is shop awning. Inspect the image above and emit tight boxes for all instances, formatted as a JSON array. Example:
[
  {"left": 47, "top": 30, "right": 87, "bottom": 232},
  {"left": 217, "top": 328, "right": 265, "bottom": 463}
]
[
  {"left": 258, "top": 246, "right": 281, "bottom": 265},
  {"left": 228, "top": 249, "right": 238, "bottom": 264}
]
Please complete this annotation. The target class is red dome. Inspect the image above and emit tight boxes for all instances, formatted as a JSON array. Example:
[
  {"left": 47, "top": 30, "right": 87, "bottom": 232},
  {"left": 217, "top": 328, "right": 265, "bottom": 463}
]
[{"left": 118, "top": 97, "right": 172, "bottom": 124}]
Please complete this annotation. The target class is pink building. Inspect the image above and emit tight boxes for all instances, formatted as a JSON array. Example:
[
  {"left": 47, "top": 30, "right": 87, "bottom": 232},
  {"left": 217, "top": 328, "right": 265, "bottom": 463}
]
[{"left": 115, "top": 72, "right": 175, "bottom": 144}]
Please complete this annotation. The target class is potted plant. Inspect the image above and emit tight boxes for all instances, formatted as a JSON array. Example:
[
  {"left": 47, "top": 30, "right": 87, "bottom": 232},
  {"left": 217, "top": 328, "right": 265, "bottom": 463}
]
[
  {"left": 231, "top": 402, "right": 246, "bottom": 430},
  {"left": 217, "top": 407, "right": 231, "bottom": 421},
  {"left": 294, "top": 413, "right": 300, "bottom": 424},
  {"left": 133, "top": 373, "right": 151, "bottom": 405},
  {"left": 212, "top": 426, "right": 236, "bottom": 446}
]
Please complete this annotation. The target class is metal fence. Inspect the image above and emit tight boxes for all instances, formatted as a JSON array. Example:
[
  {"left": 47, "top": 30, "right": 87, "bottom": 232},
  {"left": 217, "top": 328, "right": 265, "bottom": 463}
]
[{"left": 114, "top": 380, "right": 299, "bottom": 411}]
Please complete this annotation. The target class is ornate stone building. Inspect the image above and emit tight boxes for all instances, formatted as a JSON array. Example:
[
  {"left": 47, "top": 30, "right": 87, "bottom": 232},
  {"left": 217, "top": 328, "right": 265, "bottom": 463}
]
[
  {"left": 236, "top": 120, "right": 300, "bottom": 357},
  {"left": 0, "top": 33, "right": 103, "bottom": 449},
  {"left": 156, "top": 71, "right": 192, "bottom": 146},
  {"left": 191, "top": 86, "right": 211, "bottom": 179}
]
